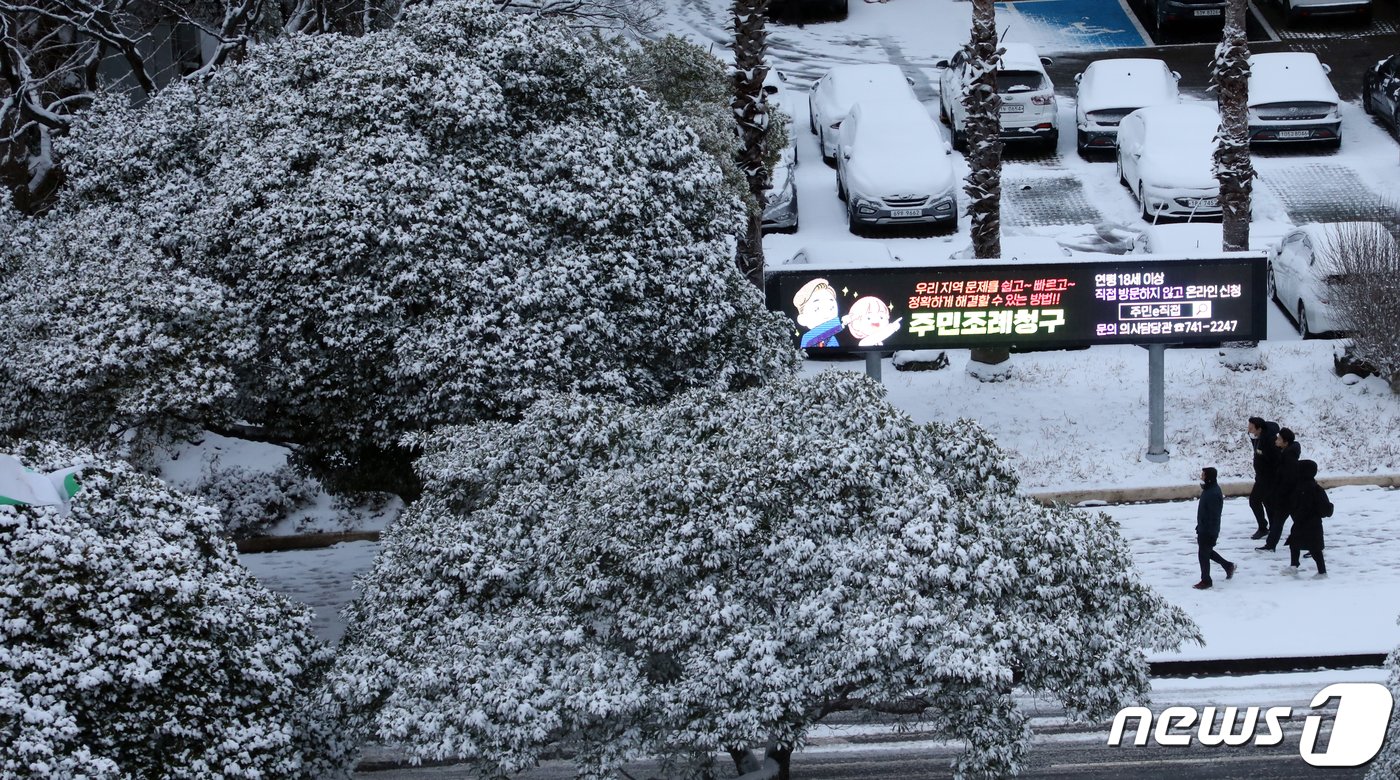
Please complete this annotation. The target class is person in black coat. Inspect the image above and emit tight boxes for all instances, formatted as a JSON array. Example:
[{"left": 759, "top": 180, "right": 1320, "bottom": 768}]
[
  {"left": 1247, "top": 416, "right": 1280, "bottom": 540},
  {"left": 1283, "top": 459, "right": 1330, "bottom": 577},
  {"left": 1259, "top": 427, "right": 1301, "bottom": 552},
  {"left": 1194, "top": 467, "right": 1236, "bottom": 590}
]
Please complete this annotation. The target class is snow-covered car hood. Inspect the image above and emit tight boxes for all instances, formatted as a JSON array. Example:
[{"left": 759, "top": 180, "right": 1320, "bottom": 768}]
[
  {"left": 847, "top": 134, "right": 956, "bottom": 198},
  {"left": 1078, "top": 59, "right": 1178, "bottom": 116},
  {"left": 1249, "top": 53, "right": 1339, "bottom": 107},
  {"left": 1139, "top": 153, "right": 1216, "bottom": 190}
]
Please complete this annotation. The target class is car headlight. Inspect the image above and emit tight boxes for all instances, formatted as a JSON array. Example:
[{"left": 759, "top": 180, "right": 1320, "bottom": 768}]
[
  {"left": 854, "top": 197, "right": 879, "bottom": 215},
  {"left": 933, "top": 196, "right": 955, "bottom": 212}
]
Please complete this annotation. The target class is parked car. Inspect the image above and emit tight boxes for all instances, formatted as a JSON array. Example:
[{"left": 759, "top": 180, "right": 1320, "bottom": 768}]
[
  {"left": 1363, "top": 54, "right": 1400, "bottom": 136},
  {"left": 1116, "top": 103, "right": 1222, "bottom": 222},
  {"left": 1149, "top": 0, "right": 1227, "bottom": 29},
  {"left": 948, "top": 235, "right": 1072, "bottom": 260},
  {"left": 1073, "top": 58, "right": 1180, "bottom": 153},
  {"left": 1268, "top": 0, "right": 1371, "bottom": 26},
  {"left": 1247, "top": 52, "right": 1342, "bottom": 147},
  {"left": 836, "top": 99, "right": 957, "bottom": 234},
  {"left": 937, "top": 42, "right": 1058, "bottom": 152},
  {"left": 771, "top": 0, "right": 848, "bottom": 23},
  {"left": 762, "top": 70, "right": 798, "bottom": 234},
  {"left": 1268, "top": 222, "right": 1395, "bottom": 338},
  {"left": 1128, "top": 222, "right": 1291, "bottom": 254},
  {"left": 809, "top": 64, "right": 917, "bottom": 164},
  {"left": 782, "top": 241, "right": 902, "bottom": 266}
]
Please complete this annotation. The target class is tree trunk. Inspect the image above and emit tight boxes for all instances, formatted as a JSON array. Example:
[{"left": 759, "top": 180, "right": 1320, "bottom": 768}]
[
  {"left": 963, "top": 0, "right": 1009, "bottom": 371},
  {"left": 1213, "top": 0, "right": 1252, "bottom": 252},
  {"left": 732, "top": 0, "right": 770, "bottom": 287}
]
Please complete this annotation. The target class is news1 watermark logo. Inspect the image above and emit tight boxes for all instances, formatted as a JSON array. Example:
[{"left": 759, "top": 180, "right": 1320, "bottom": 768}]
[{"left": 1107, "top": 683, "right": 1395, "bottom": 766}]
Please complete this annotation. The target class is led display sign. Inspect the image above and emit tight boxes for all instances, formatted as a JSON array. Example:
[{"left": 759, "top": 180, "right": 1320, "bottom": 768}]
[{"left": 765, "top": 255, "right": 1268, "bottom": 352}]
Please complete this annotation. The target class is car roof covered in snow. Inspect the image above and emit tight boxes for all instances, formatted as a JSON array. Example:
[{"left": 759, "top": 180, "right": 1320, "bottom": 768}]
[
  {"left": 1248, "top": 52, "right": 1338, "bottom": 107},
  {"left": 1078, "top": 58, "right": 1178, "bottom": 115},
  {"left": 780, "top": 241, "right": 902, "bottom": 268},
  {"left": 999, "top": 43, "right": 1048, "bottom": 74},
  {"left": 1132, "top": 102, "right": 1219, "bottom": 146},
  {"left": 823, "top": 64, "right": 914, "bottom": 110}
]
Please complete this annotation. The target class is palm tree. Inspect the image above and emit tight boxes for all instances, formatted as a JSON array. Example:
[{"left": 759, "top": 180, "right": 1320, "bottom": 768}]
[
  {"left": 1213, "top": 0, "right": 1253, "bottom": 252},
  {"left": 732, "top": 0, "right": 771, "bottom": 286},
  {"left": 963, "top": 0, "right": 1009, "bottom": 374}
]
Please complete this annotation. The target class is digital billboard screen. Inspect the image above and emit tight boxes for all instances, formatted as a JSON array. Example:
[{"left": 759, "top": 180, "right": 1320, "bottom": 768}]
[{"left": 764, "top": 255, "right": 1268, "bottom": 352}]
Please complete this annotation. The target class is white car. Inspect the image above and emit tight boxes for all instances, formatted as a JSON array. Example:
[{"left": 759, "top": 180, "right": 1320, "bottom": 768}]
[
  {"left": 1268, "top": 222, "right": 1395, "bottom": 337},
  {"left": 1073, "top": 58, "right": 1180, "bottom": 153},
  {"left": 938, "top": 42, "right": 1058, "bottom": 152},
  {"left": 808, "top": 64, "right": 917, "bottom": 164},
  {"left": 1247, "top": 52, "right": 1342, "bottom": 147},
  {"left": 1116, "top": 103, "right": 1222, "bottom": 223},
  {"left": 1270, "top": 0, "right": 1371, "bottom": 26},
  {"left": 836, "top": 99, "right": 957, "bottom": 234}
]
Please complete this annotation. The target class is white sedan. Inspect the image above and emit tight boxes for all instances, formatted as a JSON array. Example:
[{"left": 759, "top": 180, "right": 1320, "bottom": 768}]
[
  {"left": 1116, "top": 103, "right": 1222, "bottom": 223},
  {"left": 1073, "top": 58, "right": 1180, "bottom": 153},
  {"left": 1269, "top": 222, "right": 1395, "bottom": 338},
  {"left": 808, "top": 64, "right": 917, "bottom": 164},
  {"left": 1247, "top": 52, "right": 1342, "bottom": 147}
]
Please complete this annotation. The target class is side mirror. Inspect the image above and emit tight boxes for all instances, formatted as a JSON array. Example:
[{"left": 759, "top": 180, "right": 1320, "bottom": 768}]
[
  {"left": 1322, "top": 63, "right": 1332, "bottom": 74},
  {"left": 1040, "top": 56, "right": 1054, "bottom": 66},
  {"left": 1073, "top": 72, "right": 1083, "bottom": 85},
  {"left": 841, "top": 148, "right": 852, "bottom": 161},
  {"left": 763, "top": 84, "right": 778, "bottom": 95},
  {"left": 1171, "top": 70, "right": 1182, "bottom": 81},
  {"left": 905, "top": 76, "right": 916, "bottom": 87},
  {"left": 935, "top": 59, "right": 950, "bottom": 69},
  {"left": 944, "top": 143, "right": 954, "bottom": 155}
]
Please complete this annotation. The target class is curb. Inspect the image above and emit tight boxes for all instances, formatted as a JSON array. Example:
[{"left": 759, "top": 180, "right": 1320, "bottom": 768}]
[
  {"left": 1149, "top": 652, "right": 1388, "bottom": 678},
  {"left": 1029, "top": 474, "right": 1400, "bottom": 507},
  {"left": 235, "top": 531, "right": 379, "bottom": 554}
]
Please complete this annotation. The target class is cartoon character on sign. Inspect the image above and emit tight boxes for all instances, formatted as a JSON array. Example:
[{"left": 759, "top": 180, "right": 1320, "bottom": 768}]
[
  {"left": 793, "top": 278, "right": 849, "bottom": 348},
  {"left": 845, "top": 296, "right": 903, "bottom": 346}
]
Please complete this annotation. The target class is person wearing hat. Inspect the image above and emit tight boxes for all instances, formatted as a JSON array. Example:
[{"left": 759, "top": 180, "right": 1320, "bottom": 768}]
[
  {"left": 1194, "top": 466, "right": 1237, "bottom": 590},
  {"left": 1246, "top": 416, "right": 1280, "bottom": 540}
]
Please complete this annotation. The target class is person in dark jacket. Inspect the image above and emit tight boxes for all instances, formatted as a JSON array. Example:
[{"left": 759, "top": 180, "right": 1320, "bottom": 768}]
[
  {"left": 1247, "top": 416, "right": 1280, "bottom": 540},
  {"left": 1194, "top": 467, "right": 1236, "bottom": 590},
  {"left": 1259, "top": 428, "right": 1301, "bottom": 552},
  {"left": 1283, "top": 460, "right": 1330, "bottom": 578}
]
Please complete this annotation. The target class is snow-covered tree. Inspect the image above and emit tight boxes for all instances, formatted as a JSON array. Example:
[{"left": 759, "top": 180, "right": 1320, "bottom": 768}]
[
  {"left": 1212, "top": 0, "right": 1253, "bottom": 252},
  {"left": 0, "top": 440, "right": 353, "bottom": 778},
  {"left": 1, "top": 0, "right": 796, "bottom": 493},
  {"left": 732, "top": 0, "right": 771, "bottom": 285},
  {"left": 960, "top": 0, "right": 1011, "bottom": 377},
  {"left": 1371, "top": 623, "right": 1400, "bottom": 779},
  {"left": 332, "top": 373, "right": 1200, "bottom": 779},
  {"left": 490, "top": 0, "right": 662, "bottom": 34}
]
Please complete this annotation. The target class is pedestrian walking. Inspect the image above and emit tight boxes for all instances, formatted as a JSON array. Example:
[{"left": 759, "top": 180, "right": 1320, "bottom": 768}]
[
  {"left": 1258, "top": 427, "right": 1301, "bottom": 552},
  {"left": 1246, "top": 416, "right": 1280, "bottom": 540},
  {"left": 1283, "top": 459, "right": 1331, "bottom": 579},
  {"left": 1194, "top": 467, "right": 1236, "bottom": 590}
]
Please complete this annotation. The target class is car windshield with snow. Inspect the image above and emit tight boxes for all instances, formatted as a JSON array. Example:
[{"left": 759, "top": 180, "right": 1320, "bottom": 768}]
[
  {"left": 1116, "top": 103, "right": 1223, "bottom": 223},
  {"left": 938, "top": 42, "right": 1058, "bottom": 152},
  {"left": 1247, "top": 52, "right": 1341, "bottom": 147},
  {"left": 837, "top": 98, "right": 957, "bottom": 235},
  {"left": 1074, "top": 58, "right": 1180, "bottom": 153},
  {"left": 808, "top": 63, "right": 917, "bottom": 164}
]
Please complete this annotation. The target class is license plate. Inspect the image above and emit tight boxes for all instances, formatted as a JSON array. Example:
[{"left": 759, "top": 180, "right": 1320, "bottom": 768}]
[
  {"left": 1189, "top": 198, "right": 1219, "bottom": 208},
  {"left": 1195, "top": 8, "right": 1221, "bottom": 15},
  {"left": 999, "top": 103, "right": 1024, "bottom": 113},
  {"left": 890, "top": 208, "right": 923, "bottom": 218},
  {"left": 1277, "top": 129, "right": 1312, "bottom": 139}
]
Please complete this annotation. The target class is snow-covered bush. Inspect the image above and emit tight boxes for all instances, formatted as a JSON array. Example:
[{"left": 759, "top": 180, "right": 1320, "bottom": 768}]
[
  {"left": 192, "top": 459, "right": 318, "bottom": 538},
  {"left": 1372, "top": 629, "right": 1400, "bottom": 780},
  {"left": 1, "top": 0, "right": 795, "bottom": 491},
  {"left": 0, "top": 441, "right": 353, "bottom": 779},
  {"left": 333, "top": 373, "right": 1199, "bottom": 778}
]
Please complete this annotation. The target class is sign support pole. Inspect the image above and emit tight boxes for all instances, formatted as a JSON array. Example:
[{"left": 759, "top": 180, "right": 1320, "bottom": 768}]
[
  {"left": 864, "top": 352, "right": 882, "bottom": 383},
  {"left": 1146, "top": 343, "right": 1169, "bottom": 463}
]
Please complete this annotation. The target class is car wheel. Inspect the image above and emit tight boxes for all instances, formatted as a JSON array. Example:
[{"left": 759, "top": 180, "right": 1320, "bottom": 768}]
[
  {"left": 1363, "top": 83, "right": 1374, "bottom": 115},
  {"left": 952, "top": 125, "right": 966, "bottom": 152},
  {"left": 1268, "top": 264, "right": 1279, "bottom": 304},
  {"left": 847, "top": 200, "right": 864, "bottom": 237},
  {"left": 1139, "top": 185, "right": 1154, "bottom": 222},
  {"left": 809, "top": 108, "right": 818, "bottom": 134},
  {"left": 1298, "top": 302, "right": 1312, "bottom": 338},
  {"left": 1118, "top": 159, "right": 1128, "bottom": 187},
  {"left": 1323, "top": 136, "right": 1341, "bottom": 151},
  {"left": 1077, "top": 130, "right": 1089, "bottom": 153},
  {"left": 1393, "top": 107, "right": 1400, "bottom": 136},
  {"left": 1044, "top": 130, "right": 1059, "bottom": 154},
  {"left": 820, "top": 129, "right": 835, "bottom": 166},
  {"left": 939, "top": 96, "right": 950, "bottom": 124}
]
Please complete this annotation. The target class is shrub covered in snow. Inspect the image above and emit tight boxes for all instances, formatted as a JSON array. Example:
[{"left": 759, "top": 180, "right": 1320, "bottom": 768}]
[
  {"left": 0, "top": 441, "right": 353, "bottom": 779},
  {"left": 0, "top": 0, "right": 795, "bottom": 491},
  {"left": 333, "top": 373, "right": 1199, "bottom": 778},
  {"left": 1373, "top": 633, "right": 1400, "bottom": 780},
  {"left": 191, "top": 459, "right": 319, "bottom": 538}
]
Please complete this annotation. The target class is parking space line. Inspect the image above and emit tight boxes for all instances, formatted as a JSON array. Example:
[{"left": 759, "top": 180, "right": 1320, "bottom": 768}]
[
  {"left": 1249, "top": 1, "right": 1281, "bottom": 42},
  {"left": 1116, "top": 0, "right": 1153, "bottom": 43}
]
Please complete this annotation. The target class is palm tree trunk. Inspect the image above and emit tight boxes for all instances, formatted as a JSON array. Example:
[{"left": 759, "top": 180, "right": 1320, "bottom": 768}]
[{"left": 732, "top": 0, "right": 771, "bottom": 286}]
